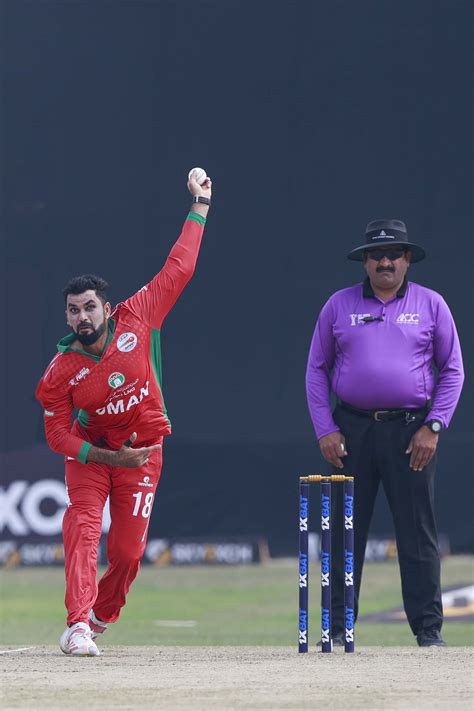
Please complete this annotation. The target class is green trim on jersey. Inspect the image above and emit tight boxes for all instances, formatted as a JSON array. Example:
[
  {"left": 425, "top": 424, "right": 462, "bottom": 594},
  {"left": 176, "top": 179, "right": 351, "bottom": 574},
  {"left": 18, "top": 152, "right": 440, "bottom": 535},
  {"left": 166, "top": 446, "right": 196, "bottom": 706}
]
[
  {"left": 77, "top": 410, "right": 90, "bottom": 427},
  {"left": 150, "top": 329, "right": 171, "bottom": 427},
  {"left": 57, "top": 319, "right": 116, "bottom": 361},
  {"left": 78, "top": 441, "right": 92, "bottom": 464},
  {"left": 187, "top": 212, "right": 206, "bottom": 226}
]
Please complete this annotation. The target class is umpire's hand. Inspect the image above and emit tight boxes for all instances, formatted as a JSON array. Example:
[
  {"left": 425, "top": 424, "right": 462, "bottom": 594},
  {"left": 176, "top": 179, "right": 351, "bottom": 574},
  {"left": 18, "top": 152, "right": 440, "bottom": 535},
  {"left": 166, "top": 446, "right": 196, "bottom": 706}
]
[
  {"left": 406, "top": 426, "right": 439, "bottom": 471},
  {"left": 319, "top": 431, "right": 348, "bottom": 469}
]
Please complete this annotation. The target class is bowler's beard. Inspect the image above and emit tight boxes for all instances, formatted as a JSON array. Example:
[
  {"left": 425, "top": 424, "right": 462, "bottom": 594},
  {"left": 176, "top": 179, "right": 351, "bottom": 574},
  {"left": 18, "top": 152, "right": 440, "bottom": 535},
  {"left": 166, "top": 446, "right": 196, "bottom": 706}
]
[{"left": 75, "top": 320, "right": 107, "bottom": 346}]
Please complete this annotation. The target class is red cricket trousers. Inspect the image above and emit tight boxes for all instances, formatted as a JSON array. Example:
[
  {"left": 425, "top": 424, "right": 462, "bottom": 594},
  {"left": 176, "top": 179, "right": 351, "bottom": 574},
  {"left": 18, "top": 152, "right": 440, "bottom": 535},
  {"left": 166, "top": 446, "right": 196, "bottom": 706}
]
[{"left": 62, "top": 440, "right": 163, "bottom": 626}]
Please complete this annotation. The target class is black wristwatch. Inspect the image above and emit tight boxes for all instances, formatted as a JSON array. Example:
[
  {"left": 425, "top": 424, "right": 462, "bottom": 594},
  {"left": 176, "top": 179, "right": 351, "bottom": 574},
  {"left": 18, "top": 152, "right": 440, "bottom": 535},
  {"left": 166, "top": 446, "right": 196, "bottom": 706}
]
[
  {"left": 425, "top": 420, "right": 442, "bottom": 434},
  {"left": 192, "top": 196, "right": 211, "bottom": 205}
]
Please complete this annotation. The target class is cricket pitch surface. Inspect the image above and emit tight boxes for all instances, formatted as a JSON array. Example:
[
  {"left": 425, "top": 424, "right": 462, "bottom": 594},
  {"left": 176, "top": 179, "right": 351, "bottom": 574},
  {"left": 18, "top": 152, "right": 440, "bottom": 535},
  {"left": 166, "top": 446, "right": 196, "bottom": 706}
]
[{"left": 2, "top": 645, "right": 473, "bottom": 709}]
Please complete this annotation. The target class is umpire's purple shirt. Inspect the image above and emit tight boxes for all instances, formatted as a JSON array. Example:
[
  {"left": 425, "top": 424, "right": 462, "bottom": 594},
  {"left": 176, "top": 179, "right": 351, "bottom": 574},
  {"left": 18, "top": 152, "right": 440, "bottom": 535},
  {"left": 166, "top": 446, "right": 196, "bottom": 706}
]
[{"left": 306, "top": 278, "right": 464, "bottom": 440}]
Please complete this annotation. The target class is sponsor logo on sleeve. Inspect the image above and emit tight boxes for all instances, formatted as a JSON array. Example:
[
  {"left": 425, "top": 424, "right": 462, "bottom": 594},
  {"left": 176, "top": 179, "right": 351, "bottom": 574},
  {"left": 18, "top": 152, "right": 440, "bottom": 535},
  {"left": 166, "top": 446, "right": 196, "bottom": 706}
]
[
  {"left": 69, "top": 367, "right": 90, "bottom": 386},
  {"left": 117, "top": 332, "right": 138, "bottom": 352}
]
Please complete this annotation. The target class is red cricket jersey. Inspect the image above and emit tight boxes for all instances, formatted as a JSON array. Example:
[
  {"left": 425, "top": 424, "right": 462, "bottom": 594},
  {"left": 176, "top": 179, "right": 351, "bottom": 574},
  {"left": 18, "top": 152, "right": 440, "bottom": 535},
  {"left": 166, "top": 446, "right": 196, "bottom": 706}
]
[{"left": 35, "top": 213, "right": 206, "bottom": 463}]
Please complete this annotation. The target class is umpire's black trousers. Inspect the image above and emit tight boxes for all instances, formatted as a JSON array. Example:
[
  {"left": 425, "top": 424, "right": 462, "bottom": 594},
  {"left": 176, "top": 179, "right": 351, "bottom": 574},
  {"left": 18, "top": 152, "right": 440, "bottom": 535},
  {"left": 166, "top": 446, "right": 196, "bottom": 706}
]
[{"left": 330, "top": 403, "right": 443, "bottom": 637}]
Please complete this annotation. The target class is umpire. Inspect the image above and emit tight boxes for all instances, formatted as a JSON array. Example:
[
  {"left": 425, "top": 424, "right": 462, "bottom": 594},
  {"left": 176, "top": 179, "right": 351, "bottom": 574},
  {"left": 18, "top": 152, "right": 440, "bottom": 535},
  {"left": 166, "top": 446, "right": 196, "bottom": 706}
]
[{"left": 306, "top": 219, "right": 464, "bottom": 647}]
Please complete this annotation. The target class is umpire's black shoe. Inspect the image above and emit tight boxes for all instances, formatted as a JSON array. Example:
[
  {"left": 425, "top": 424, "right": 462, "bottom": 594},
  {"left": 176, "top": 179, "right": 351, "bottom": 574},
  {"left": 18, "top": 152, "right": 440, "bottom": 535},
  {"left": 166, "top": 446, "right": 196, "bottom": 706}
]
[{"left": 416, "top": 628, "right": 447, "bottom": 647}]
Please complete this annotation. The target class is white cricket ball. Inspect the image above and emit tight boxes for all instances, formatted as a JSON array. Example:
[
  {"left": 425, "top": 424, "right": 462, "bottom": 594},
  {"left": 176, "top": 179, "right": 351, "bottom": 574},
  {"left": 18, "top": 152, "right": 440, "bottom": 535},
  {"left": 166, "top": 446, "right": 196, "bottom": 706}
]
[{"left": 188, "top": 167, "right": 207, "bottom": 185}]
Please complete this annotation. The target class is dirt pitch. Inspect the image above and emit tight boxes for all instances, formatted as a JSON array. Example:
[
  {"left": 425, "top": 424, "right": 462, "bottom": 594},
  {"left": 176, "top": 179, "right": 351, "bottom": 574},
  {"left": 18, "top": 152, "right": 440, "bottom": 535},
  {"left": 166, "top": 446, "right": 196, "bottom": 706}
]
[{"left": 2, "top": 645, "right": 473, "bottom": 710}]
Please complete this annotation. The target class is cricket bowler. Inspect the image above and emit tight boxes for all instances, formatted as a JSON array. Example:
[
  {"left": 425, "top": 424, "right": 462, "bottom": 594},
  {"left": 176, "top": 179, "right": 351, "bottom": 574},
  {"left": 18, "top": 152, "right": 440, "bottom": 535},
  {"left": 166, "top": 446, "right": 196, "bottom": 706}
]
[{"left": 36, "top": 170, "right": 211, "bottom": 655}]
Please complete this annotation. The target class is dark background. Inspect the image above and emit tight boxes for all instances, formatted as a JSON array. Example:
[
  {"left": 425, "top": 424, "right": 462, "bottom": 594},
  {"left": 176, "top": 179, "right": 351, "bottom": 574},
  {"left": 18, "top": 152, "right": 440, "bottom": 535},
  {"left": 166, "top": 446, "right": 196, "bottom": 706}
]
[{"left": 2, "top": 0, "right": 472, "bottom": 552}]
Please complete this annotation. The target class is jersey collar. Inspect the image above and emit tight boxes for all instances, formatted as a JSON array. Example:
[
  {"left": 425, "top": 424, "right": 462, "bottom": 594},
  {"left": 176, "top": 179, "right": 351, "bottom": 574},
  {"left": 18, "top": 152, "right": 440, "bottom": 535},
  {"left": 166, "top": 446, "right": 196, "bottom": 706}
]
[{"left": 57, "top": 319, "right": 115, "bottom": 361}]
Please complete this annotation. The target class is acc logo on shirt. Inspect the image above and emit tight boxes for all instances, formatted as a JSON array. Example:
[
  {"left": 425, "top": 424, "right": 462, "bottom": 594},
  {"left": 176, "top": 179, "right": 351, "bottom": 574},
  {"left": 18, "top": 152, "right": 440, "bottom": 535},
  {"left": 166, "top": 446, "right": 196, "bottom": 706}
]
[
  {"left": 117, "top": 332, "right": 138, "bottom": 352},
  {"left": 396, "top": 313, "right": 420, "bottom": 324},
  {"left": 108, "top": 372, "right": 126, "bottom": 388}
]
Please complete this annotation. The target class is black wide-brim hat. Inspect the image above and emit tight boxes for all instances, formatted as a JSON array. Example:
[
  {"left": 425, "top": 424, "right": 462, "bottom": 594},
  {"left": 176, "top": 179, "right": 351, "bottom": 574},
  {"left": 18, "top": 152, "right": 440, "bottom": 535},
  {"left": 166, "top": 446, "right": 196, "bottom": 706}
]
[{"left": 347, "top": 219, "right": 426, "bottom": 263}]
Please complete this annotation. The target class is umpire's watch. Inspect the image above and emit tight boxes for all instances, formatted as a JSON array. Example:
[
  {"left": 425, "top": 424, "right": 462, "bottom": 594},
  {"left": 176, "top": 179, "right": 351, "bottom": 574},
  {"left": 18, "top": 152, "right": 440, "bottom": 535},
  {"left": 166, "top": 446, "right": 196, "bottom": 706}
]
[{"left": 425, "top": 420, "right": 442, "bottom": 434}]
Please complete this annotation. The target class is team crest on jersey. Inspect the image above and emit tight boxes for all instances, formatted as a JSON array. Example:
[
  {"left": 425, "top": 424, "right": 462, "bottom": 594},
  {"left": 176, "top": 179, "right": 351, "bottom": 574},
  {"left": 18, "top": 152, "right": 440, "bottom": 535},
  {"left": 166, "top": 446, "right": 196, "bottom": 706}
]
[
  {"left": 117, "top": 332, "right": 138, "bottom": 352},
  {"left": 108, "top": 372, "right": 126, "bottom": 388}
]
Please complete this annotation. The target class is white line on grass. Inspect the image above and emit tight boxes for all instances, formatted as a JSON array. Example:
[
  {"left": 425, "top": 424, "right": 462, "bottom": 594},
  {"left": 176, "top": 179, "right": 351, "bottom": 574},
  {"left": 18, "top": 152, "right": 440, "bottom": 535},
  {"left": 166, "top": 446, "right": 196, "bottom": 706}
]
[
  {"left": 0, "top": 647, "right": 34, "bottom": 655},
  {"left": 154, "top": 620, "right": 197, "bottom": 627}
]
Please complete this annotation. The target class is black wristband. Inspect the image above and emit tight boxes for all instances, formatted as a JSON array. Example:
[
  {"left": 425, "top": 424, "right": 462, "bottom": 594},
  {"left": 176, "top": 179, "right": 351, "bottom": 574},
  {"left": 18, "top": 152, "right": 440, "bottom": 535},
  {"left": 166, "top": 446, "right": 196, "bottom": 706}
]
[{"left": 192, "top": 196, "right": 211, "bottom": 206}]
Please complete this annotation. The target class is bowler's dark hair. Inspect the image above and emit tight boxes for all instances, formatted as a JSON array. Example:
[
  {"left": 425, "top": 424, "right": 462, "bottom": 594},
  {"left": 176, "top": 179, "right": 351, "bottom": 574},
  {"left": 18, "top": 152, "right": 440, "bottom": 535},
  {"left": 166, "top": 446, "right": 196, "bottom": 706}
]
[{"left": 63, "top": 274, "right": 109, "bottom": 304}]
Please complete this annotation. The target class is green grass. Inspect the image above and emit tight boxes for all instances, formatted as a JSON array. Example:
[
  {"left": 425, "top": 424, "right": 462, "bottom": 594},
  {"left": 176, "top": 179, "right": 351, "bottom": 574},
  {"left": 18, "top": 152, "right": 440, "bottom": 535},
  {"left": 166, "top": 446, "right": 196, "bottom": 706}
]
[{"left": 1, "top": 556, "right": 473, "bottom": 646}]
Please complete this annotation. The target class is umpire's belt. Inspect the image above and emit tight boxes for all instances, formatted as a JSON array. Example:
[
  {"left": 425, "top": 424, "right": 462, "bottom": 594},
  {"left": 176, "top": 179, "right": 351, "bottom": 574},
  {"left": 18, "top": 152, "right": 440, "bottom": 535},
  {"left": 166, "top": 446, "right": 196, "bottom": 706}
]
[{"left": 340, "top": 401, "right": 429, "bottom": 422}]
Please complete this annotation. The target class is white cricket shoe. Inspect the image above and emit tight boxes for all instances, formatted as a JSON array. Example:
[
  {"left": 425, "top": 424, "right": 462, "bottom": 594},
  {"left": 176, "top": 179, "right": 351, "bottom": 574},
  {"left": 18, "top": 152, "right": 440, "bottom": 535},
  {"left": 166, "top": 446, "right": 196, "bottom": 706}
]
[
  {"left": 59, "top": 622, "right": 100, "bottom": 656},
  {"left": 88, "top": 610, "right": 108, "bottom": 641}
]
